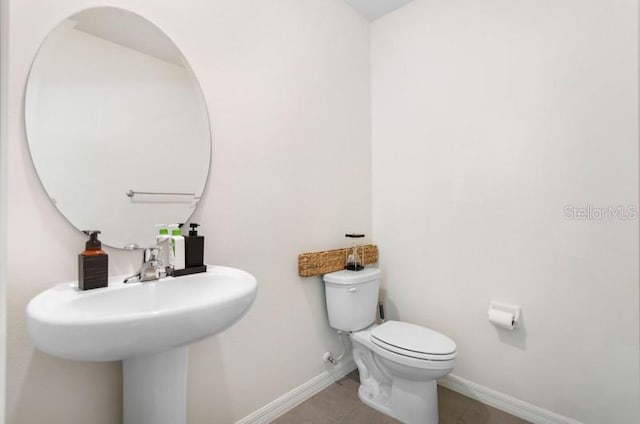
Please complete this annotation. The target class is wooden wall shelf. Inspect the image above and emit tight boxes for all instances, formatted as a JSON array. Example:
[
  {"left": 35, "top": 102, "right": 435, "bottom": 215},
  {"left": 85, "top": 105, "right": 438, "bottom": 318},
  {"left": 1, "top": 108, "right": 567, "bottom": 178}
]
[{"left": 298, "top": 244, "right": 378, "bottom": 277}]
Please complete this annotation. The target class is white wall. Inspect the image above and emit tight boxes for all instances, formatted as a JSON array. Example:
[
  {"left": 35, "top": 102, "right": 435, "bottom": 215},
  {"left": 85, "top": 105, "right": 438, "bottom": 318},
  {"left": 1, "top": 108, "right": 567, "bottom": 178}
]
[
  {"left": 0, "top": 0, "right": 8, "bottom": 420},
  {"left": 372, "top": 1, "right": 639, "bottom": 423},
  {"left": 7, "top": 1, "right": 639, "bottom": 423},
  {"left": 5, "top": 1, "right": 370, "bottom": 423}
]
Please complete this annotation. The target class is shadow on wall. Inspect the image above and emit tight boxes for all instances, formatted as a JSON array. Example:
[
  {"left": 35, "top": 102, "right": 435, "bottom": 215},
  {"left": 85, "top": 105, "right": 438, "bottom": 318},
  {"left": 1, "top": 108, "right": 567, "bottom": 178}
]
[
  {"left": 10, "top": 350, "right": 122, "bottom": 423},
  {"left": 378, "top": 288, "right": 399, "bottom": 323},
  {"left": 187, "top": 336, "right": 237, "bottom": 423},
  {"left": 380, "top": 286, "right": 528, "bottom": 351},
  {"left": 494, "top": 313, "right": 527, "bottom": 351}
]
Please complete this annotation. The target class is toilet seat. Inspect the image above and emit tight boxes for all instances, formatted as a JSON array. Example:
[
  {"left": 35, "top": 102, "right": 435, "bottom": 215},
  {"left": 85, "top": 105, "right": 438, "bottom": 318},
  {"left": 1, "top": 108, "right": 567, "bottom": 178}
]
[{"left": 371, "top": 321, "right": 456, "bottom": 361}]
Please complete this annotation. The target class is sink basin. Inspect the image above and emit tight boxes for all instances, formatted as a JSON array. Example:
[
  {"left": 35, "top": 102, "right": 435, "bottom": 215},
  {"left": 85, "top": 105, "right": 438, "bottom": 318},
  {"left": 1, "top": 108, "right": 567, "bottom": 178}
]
[
  {"left": 27, "top": 265, "right": 257, "bottom": 424},
  {"left": 27, "top": 265, "right": 257, "bottom": 361}
]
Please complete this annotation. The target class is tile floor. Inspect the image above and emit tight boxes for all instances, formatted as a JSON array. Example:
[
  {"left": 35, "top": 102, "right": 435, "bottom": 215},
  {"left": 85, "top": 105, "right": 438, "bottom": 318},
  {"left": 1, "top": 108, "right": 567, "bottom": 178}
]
[{"left": 271, "top": 371, "right": 531, "bottom": 424}]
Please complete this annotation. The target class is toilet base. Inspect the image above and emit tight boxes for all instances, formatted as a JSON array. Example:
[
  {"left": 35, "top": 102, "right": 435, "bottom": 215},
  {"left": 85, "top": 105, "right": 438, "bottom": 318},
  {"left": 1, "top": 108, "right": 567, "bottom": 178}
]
[
  {"left": 351, "top": 326, "right": 448, "bottom": 424},
  {"left": 358, "top": 377, "right": 438, "bottom": 424}
]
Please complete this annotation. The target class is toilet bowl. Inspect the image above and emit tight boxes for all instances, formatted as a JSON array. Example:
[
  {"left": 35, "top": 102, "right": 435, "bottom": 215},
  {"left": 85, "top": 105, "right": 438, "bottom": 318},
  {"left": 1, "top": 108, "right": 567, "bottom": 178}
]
[{"left": 323, "top": 268, "right": 456, "bottom": 424}]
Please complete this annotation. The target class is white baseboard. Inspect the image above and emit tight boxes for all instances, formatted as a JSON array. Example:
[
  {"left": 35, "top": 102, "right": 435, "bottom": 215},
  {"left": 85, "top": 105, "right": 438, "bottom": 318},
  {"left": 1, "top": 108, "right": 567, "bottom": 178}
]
[
  {"left": 439, "top": 374, "right": 583, "bottom": 424},
  {"left": 236, "top": 364, "right": 581, "bottom": 424},
  {"left": 236, "top": 359, "right": 357, "bottom": 424}
]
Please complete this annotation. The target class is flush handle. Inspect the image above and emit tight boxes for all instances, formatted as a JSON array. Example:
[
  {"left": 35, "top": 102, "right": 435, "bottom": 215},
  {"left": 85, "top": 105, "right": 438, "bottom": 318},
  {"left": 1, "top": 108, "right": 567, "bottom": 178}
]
[{"left": 348, "top": 288, "right": 357, "bottom": 293}]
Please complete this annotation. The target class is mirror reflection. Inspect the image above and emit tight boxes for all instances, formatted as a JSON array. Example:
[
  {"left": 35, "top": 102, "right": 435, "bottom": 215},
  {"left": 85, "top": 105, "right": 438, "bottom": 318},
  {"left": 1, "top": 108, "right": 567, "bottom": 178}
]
[{"left": 25, "top": 7, "right": 211, "bottom": 248}]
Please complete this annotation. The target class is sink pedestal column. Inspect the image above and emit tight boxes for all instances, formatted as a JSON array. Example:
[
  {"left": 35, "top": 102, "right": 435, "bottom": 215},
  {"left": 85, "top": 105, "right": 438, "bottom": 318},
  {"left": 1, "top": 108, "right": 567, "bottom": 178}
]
[{"left": 123, "top": 346, "right": 188, "bottom": 424}]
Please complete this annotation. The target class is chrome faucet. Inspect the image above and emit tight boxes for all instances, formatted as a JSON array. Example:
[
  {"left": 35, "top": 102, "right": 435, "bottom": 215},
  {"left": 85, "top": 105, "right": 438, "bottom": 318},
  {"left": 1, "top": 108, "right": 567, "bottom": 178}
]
[{"left": 124, "top": 239, "right": 171, "bottom": 283}]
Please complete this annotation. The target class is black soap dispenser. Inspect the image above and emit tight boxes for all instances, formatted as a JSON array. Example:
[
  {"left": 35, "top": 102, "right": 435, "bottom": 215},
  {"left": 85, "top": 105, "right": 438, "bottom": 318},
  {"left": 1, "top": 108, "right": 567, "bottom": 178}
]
[
  {"left": 78, "top": 230, "right": 108, "bottom": 290},
  {"left": 184, "top": 223, "right": 204, "bottom": 268}
]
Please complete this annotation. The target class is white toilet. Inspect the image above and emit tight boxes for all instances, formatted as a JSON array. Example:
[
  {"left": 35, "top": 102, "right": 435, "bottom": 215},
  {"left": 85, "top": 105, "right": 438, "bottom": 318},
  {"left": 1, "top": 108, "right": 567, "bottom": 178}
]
[{"left": 323, "top": 267, "right": 456, "bottom": 424}]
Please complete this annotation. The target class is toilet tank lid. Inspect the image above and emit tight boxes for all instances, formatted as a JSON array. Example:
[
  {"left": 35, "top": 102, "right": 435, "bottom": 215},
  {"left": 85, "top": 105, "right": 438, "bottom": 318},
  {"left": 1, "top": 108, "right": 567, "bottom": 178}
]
[
  {"left": 372, "top": 321, "right": 456, "bottom": 355},
  {"left": 323, "top": 267, "right": 381, "bottom": 284}
]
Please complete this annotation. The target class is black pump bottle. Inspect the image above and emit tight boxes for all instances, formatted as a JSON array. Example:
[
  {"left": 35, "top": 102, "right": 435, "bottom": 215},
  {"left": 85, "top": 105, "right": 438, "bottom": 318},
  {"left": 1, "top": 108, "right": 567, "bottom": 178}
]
[{"left": 184, "top": 223, "right": 204, "bottom": 268}]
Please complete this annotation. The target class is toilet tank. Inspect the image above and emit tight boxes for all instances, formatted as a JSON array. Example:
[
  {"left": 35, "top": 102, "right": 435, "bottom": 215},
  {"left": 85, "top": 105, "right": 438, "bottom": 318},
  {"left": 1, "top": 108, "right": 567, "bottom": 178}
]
[{"left": 323, "top": 268, "right": 381, "bottom": 332}]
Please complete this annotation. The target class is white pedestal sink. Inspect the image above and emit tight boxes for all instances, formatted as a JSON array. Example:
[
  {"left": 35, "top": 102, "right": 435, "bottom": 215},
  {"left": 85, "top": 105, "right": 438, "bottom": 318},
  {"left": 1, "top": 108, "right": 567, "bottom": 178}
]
[{"left": 26, "top": 265, "right": 257, "bottom": 424}]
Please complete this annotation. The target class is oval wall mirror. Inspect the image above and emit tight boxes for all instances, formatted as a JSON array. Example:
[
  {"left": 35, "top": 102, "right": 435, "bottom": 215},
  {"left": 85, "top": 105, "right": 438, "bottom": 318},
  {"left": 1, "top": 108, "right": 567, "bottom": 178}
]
[{"left": 25, "top": 7, "right": 211, "bottom": 249}]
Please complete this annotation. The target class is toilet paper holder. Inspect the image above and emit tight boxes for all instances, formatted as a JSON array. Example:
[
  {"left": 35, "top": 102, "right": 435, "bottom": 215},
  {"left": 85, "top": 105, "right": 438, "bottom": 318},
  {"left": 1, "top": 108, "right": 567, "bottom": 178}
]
[{"left": 488, "top": 302, "right": 521, "bottom": 330}]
